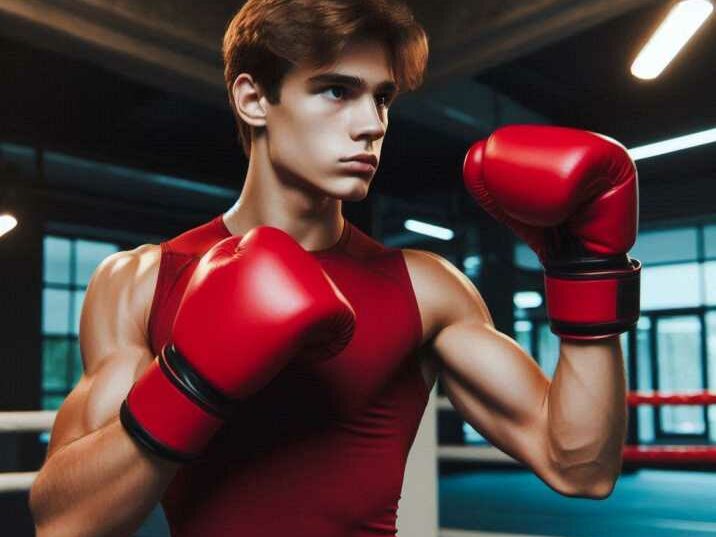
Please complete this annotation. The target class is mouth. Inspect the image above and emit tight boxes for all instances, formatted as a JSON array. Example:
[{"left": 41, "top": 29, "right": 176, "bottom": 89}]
[
  {"left": 339, "top": 154, "right": 378, "bottom": 175},
  {"left": 341, "top": 154, "right": 378, "bottom": 167},
  {"left": 339, "top": 160, "right": 376, "bottom": 175}
]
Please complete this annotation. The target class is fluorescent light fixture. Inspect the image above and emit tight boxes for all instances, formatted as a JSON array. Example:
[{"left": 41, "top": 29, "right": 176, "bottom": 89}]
[
  {"left": 631, "top": 0, "right": 713, "bottom": 80},
  {"left": 513, "top": 291, "right": 543, "bottom": 309},
  {"left": 404, "top": 219, "right": 454, "bottom": 241},
  {"left": 628, "top": 126, "right": 716, "bottom": 160},
  {"left": 0, "top": 214, "right": 18, "bottom": 237}
]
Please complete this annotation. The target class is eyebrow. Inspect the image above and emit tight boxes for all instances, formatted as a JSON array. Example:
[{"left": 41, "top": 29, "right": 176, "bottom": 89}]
[{"left": 307, "top": 73, "right": 398, "bottom": 95}]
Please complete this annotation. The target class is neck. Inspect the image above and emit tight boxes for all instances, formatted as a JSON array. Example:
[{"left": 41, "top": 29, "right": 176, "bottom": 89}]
[{"left": 222, "top": 142, "right": 345, "bottom": 252}]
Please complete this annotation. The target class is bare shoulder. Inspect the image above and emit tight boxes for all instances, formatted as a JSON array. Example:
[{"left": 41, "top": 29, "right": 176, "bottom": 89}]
[
  {"left": 80, "top": 243, "right": 162, "bottom": 373},
  {"left": 402, "top": 248, "right": 493, "bottom": 343},
  {"left": 46, "top": 244, "right": 161, "bottom": 457}
]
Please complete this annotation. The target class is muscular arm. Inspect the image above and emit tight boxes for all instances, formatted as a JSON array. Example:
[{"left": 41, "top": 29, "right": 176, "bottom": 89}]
[
  {"left": 29, "top": 245, "right": 181, "bottom": 537},
  {"left": 404, "top": 249, "right": 626, "bottom": 499}
]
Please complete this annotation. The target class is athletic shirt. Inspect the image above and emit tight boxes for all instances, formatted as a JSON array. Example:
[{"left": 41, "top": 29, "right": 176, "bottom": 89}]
[{"left": 147, "top": 214, "right": 430, "bottom": 536}]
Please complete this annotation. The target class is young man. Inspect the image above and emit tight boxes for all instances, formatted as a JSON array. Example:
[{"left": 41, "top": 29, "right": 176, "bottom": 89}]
[{"left": 29, "top": 0, "right": 640, "bottom": 536}]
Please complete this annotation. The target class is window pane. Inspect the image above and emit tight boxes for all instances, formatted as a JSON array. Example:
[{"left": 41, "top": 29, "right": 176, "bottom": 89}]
[
  {"left": 704, "top": 224, "right": 716, "bottom": 259},
  {"left": 72, "top": 290, "right": 86, "bottom": 336},
  {"left": 706, "top": 312, "right": 716, "bottom": 442},
  {"left": 636, "top": 317, "right": 655, "bottom": 442},
  {"left": 638, "top": 407, "right": 656, "bottom": 443},
  {"left": 70, "top": 339, "right": 83, "bottom": 386},
  {"left": 44, "top": 236, "right": 71, "bottom": 284},
  {"left": 43, "top": 289, "right": 70, "bottom": 335},
  {"left": 537, "top": 323, "right": 559, "bottom": 378},
  {"left": 75, "top": 240, "right": 118, "bottom": 285},
  {"left": 703, "top": 261, "right": 716, "bottom": 305},
  {"left": 636, "top": 318, "right": 653, "bottom": 390},
  {"left": 620, "top": 331, "right": 630, "bottom": 363},
  {"left": 631, "top": 228, "right": 698, "bottom": 264},
  {"left": 656, "top": 316, "right": 704, "bottom": 435},
  {"left": 42, "top": 337, "right": 69, "bottom": 391},
  {"left": 641, "top": 263, "right": 701, "bottom": 310}
]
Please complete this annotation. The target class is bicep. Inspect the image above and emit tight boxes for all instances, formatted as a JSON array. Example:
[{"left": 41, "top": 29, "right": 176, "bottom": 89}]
[
  {"left": 408, "top": 248, "right": 553, "bottom": 470},
  {"left": 434, "top": 318, "right": 551, "bottom": 467},
  {"left": 407, "top": 247, "right": 567, "bottom": 486},
  {"left": 46, "top": 247, "right": 159, "bottom": 459}
]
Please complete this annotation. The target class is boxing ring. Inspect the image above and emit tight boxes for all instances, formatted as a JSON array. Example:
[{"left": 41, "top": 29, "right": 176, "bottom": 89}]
[{"left": 3, "top": 390, "right": 716, "bottom": 536}]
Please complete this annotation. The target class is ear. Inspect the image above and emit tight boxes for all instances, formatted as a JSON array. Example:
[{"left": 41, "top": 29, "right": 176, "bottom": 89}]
[{"left": 231, "top": 73, "right": 268, "bottom": 128}]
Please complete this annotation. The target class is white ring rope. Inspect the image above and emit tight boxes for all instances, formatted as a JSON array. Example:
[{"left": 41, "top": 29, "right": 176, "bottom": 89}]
[
  {"left": 0, "top": 407, "right": 513, "bottom": 494},
  {"left": 0, "top": 411, "right": 56, "bottom": 432}
]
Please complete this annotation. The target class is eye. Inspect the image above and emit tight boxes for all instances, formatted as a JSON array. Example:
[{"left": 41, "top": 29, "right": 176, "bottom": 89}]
[
  {"left": 323, "top": 86, "right": 347, "bottom": 100},
  {"left": 376, "top": 94, "right": 393, "bottom": 108}
]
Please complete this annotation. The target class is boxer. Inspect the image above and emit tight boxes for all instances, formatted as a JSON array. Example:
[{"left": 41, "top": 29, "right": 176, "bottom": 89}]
[{"left": 29, "top": 1, "right": 637, "bottom": 535}]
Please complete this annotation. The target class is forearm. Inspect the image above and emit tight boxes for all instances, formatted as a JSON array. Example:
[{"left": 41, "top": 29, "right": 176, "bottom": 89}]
[
  {"left": 546, "top": 335, "right": 627, "bottom": 494},
  {"left": 30, "top": 417, "right": 180, "bottom": 537}
]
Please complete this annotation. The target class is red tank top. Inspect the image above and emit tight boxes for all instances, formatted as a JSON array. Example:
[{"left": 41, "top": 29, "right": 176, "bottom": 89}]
[{"left": 148, "top": 214, "right": 428, "bottom": 536}]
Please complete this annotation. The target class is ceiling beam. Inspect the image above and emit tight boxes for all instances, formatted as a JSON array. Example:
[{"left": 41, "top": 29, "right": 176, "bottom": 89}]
[
  {"left": 421, "top": 0, "right": 661, "bottom": 88},
  {"left": 0, "top": 0, "right": 226, "bottom": 105}
]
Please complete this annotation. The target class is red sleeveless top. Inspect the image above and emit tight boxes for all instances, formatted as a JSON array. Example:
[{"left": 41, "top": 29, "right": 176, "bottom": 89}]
[{"left": 148, "top": 214, "right": 428, "bottom": 536}]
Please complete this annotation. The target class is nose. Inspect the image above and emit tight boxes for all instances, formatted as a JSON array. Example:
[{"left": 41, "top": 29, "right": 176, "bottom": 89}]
[{"left": 350, "top": 95, "right": 387, "bottom": 143}]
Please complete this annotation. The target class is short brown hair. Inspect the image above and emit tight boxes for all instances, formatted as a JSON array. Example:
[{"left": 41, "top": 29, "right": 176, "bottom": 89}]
[{"left": 222, "top": 0, "right": 429, "bottom": 157}]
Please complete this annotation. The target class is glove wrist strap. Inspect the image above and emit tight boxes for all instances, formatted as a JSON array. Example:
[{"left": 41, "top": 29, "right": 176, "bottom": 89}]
[
  {"left": 544, "top": 256, "right": 641, "bottom": 341},
  {"left": 120, "top": 344, "right": 232, "bottom": 462}
]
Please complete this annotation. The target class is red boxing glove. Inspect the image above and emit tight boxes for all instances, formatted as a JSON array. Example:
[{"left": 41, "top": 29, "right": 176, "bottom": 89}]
[
  {"left": 121, "top": 226, "right": 355, "bottom": 461},
  {"left": 463, "top": 125, "right": 641, "bottom": 340}
]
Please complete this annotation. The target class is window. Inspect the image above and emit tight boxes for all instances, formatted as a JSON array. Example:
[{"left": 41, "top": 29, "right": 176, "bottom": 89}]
[
  {"left": 446, "top": 221, "right": 716, "bottom": 448},
  {"left": 510, "top": 224, "right": 716, "bottom": 445},
  {"left": 631, "top": 227, "right": 698, "bottom": 264},
  {"left": 42, "top": 236, "right": 119, "bottom": 409},
  {"left": 641, "top": 262, "right": 701, "bottom": 310},
  {"left": 656, "top": 316, "right": 705, "bottom": 436}
]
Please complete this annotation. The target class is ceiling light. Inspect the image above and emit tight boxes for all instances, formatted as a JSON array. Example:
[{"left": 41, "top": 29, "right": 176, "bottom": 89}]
[
  {"left": 0, "top": 214, "right": 18, "bottom": 238},
  {"left": 631, "top": 0, "right": 713, "bottom": 80},
  {"left": 404, "top": 219, "right": 454, "bottom": 240},
  {"left": 628, "top": 126, "right": 716, "bottom": 160}
]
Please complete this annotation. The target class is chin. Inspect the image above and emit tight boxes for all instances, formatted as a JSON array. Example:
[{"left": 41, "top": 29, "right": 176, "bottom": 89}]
[
  {"left": 319, "top": 176, "right": 372, "bottom": 201},
  {"left": 338, "top": 180, "right": 372, "bottom": 201}
]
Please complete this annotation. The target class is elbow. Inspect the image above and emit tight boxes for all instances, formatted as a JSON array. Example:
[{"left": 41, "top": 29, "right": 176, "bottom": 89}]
[
  {"left": 556, "top": 477, "right": 616, "bottom": 500},
  {"left": 29, "top": 486, "right": 47, "bottom": 536},
  {"left": 545, "top": 443, "right": 622, "bottom": 500},
  {"left": 29, "top": 475, "right": 65, "bottom": 537},
  {"left": 29, "top": 477, "right": 44, "bottom": 523},
  {"left": 29, "top": 478, "right": 53, "bottom": 536},
  {"left": 545, "top": 456, "right": 619, "bottom": 499}
]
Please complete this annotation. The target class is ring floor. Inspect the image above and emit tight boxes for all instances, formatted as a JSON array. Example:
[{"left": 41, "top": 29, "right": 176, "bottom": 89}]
[{"left": 439, "top": 468, "right": 716, "bottom": 537}]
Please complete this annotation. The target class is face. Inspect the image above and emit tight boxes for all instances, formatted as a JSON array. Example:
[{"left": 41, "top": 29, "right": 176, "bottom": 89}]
[{"left": 260, "top": 39, "right": 397, "bottom": 201}]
